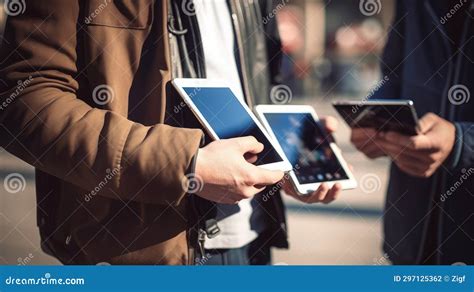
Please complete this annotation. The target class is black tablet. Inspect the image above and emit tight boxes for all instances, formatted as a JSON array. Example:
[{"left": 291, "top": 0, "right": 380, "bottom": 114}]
[{"left": 332, "top": 100, "right": 420, "bottom": 136}]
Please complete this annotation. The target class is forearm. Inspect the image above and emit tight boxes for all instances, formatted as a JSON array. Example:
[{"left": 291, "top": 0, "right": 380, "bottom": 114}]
[{"left": 0, "top": 0, "right": 203, "bottom": 206}]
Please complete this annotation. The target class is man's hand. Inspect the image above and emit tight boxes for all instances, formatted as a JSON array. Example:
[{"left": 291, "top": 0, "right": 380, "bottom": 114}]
[
  {"left": 376, "top": 113, "right": 456, "bottom": 178},
  {"left": 350, "top": 128, "right": 387, "bottom": 159},
  {"left": 282, "top": 179, "right": 342, "bottom": 204},
  {"left": 282, "top": 116, "right": 342, "bottom": 204},
  {"left": 194, "top": 136, "right": 284, "bottom": 204}
]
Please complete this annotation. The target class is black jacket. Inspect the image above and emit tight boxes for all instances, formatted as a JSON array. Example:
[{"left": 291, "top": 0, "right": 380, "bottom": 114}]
[{"left": 373, "top": 0, "right": 474, "bottom": 264}]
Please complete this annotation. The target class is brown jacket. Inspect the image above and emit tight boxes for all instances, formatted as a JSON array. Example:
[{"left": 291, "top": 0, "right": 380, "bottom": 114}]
[{"left": 0, "top": 0, "right": 285, "bottom": 265}]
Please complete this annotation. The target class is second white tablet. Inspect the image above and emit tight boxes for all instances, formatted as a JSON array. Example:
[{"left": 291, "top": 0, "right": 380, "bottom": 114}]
[{"left": 255, "top": 105, "right": 357, "bottom": 194}]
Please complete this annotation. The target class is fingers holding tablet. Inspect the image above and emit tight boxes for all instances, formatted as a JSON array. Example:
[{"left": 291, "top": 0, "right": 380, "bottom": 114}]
[
  {"left": 248, "top": 164, "right": 285, "bottom": 187},
  {"left": 172, "top": 78, "right": 293, "bottom": 172},
  {"left": 172, "top": 78, "right": 291, "bottom": 204},
  {"left": 319, "top": 116, "right": 339, "bottom": 134},
  {"left": 282, "top": 179, "right": 342, "bottom": 204},
  {"left": 372, "top": 113, "right": 455, "bottom": 178},
  {"left": 350, "top": 128, "right": 387, "bottom": 159},
  {"left": 195, "top": 138, "right": 285, "bottom": 204}
]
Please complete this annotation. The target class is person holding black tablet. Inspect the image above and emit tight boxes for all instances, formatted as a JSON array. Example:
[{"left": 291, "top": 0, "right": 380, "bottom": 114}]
[{"left": 350, "top": 0, "right": 474, "bottom": 265}]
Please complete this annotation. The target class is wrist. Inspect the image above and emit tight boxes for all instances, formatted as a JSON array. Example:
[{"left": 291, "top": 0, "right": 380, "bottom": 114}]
[{"left": 194, "top": 148, "right": 207, "bottom": 180}]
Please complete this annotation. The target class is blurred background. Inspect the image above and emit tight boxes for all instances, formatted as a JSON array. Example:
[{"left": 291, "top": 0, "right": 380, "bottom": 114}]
[{"left": 0, "top": 0, "right": 395, "bottom": 265}]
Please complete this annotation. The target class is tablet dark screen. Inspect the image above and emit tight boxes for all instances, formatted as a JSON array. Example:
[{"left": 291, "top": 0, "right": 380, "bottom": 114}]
[
  {"left": 183, "top": 87, "right": 284, "bottom": 165},
  {"left": 263, "top": 112, "right": 348, "bottom": 184}
]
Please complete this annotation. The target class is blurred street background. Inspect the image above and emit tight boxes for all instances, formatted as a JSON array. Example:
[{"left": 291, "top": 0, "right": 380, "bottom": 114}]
[{"left": 1, "top": 0, "right": 395, "bottom": 265}]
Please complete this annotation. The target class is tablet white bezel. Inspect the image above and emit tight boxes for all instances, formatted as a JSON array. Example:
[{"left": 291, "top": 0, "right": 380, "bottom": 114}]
[
  {"left": 255, "top": 104, "right": 357, "bottom": 194},
  {"left": 172, "top": 78, "right": 292, "bottom": 172}
]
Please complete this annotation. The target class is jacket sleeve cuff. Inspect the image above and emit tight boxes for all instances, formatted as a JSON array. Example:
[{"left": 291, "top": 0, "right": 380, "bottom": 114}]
[
  {"left": 182, "top": 134, "right": 205, "bottom": 195},
  {"left": 444, "top": 123, "right": 464, "bottom": 170}
]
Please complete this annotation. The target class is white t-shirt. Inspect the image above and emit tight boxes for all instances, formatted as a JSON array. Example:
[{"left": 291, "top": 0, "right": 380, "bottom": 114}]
[{"left": 194, "top": 0, "right": 265, "bottom": 249}]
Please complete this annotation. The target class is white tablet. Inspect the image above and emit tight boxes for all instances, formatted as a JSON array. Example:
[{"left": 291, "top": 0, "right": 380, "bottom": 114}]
[
  {"left": 255, "top": 105, "right": 357, "bottom": 194},
  {"left": 172, "top": 78, "right": 292, "bottom": 171}
]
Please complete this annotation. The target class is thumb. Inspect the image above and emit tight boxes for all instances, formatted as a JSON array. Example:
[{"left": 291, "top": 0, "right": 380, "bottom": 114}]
[
  {"left": 418, "top": 113, "right": 438, "bottom": 134},
  {"left": 250, "top": 166, "right": 285, "bottom": 186},
  {"left": 320, "top": 116, "right": 339, "bottom": 134}
]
